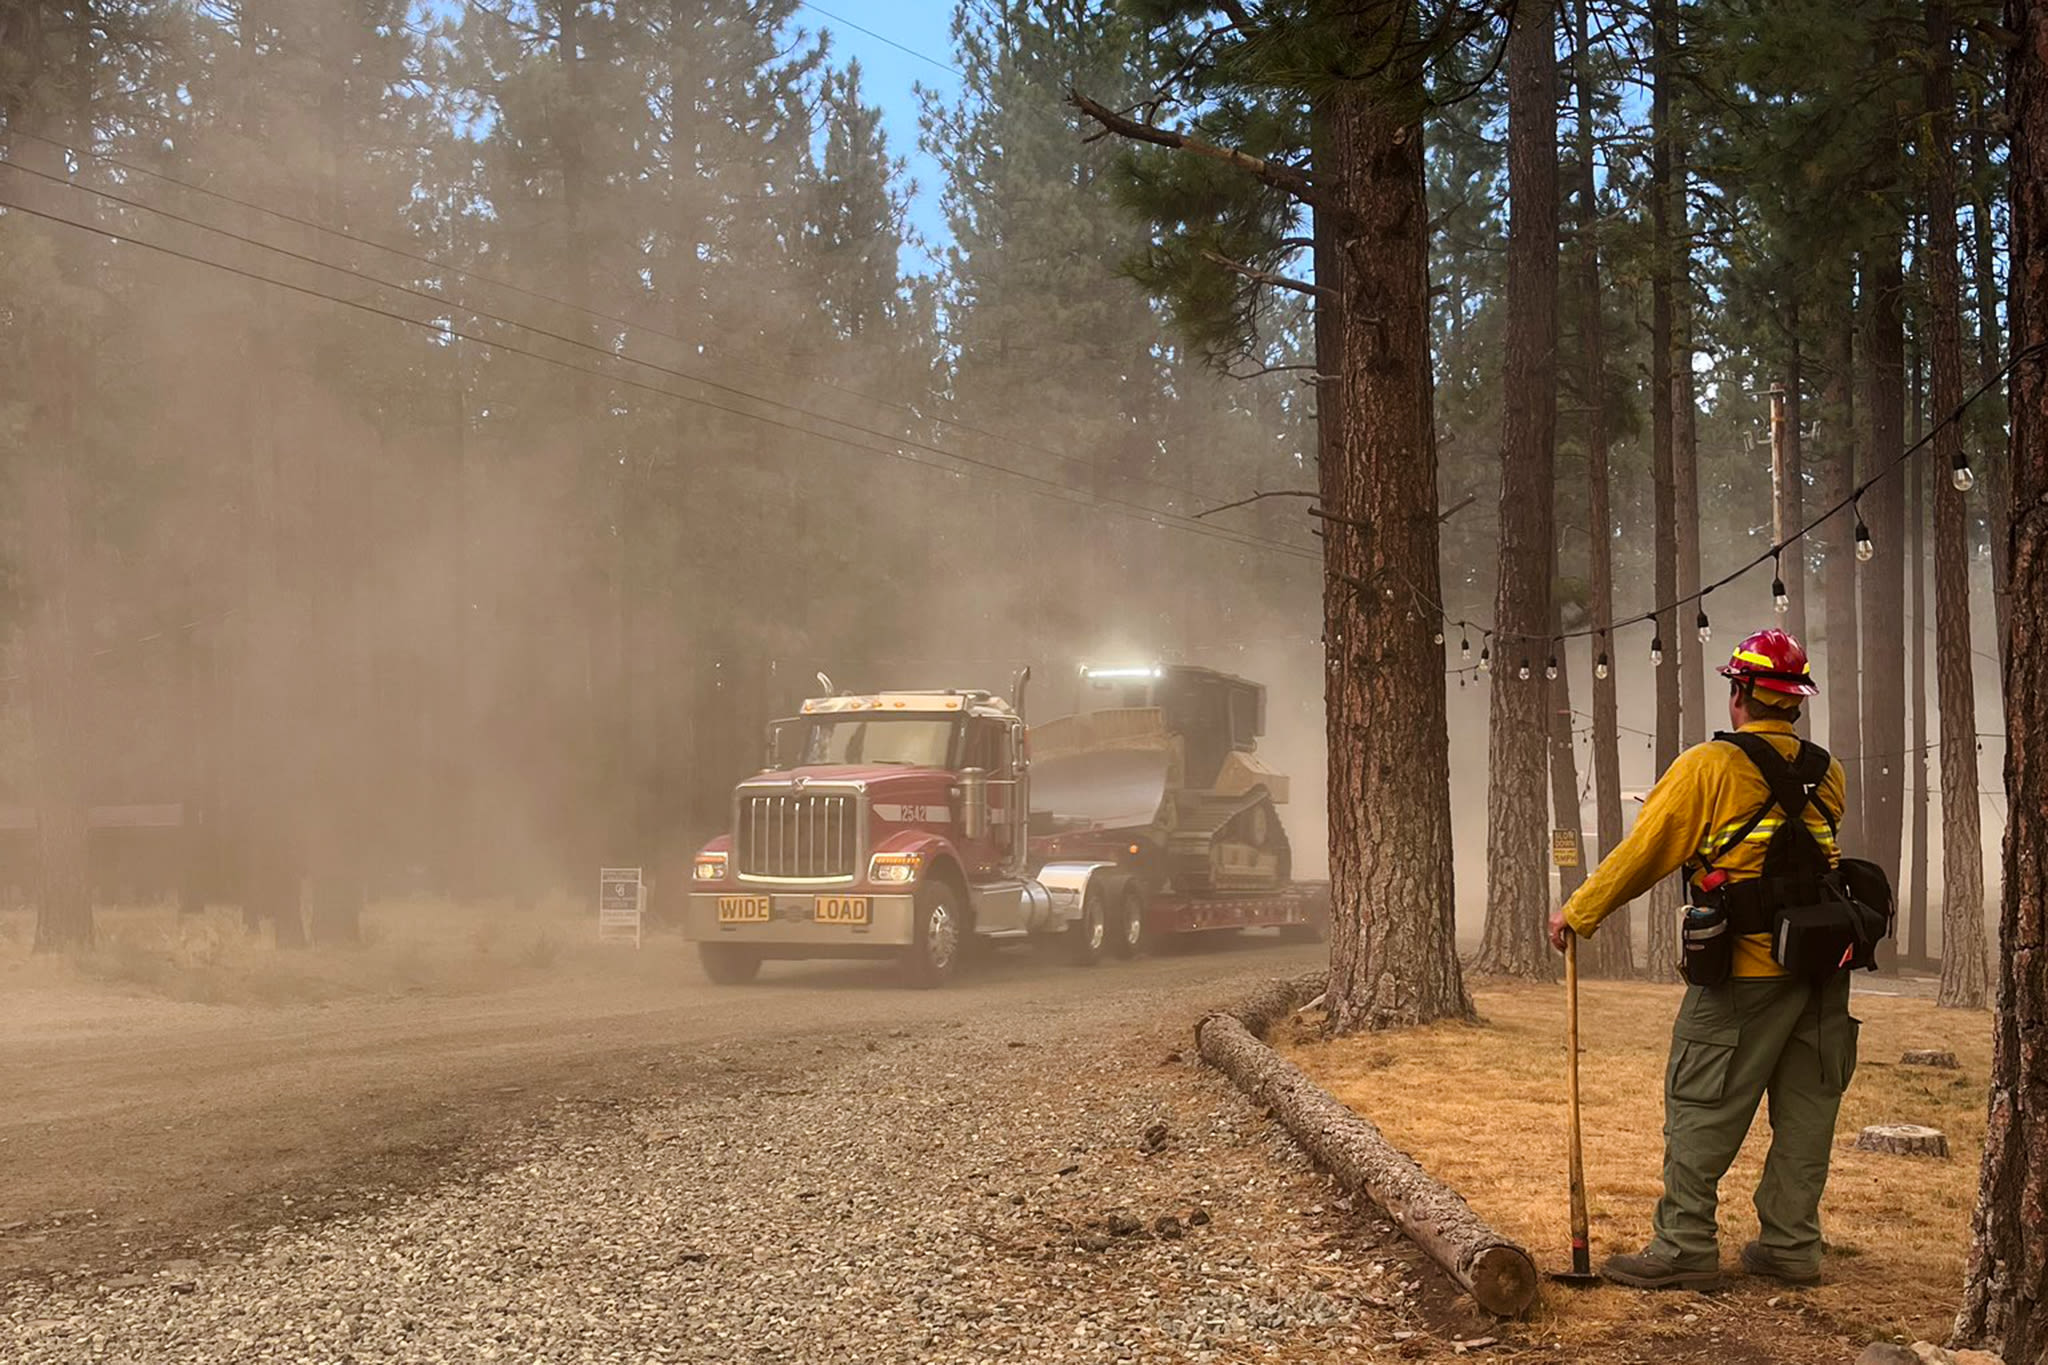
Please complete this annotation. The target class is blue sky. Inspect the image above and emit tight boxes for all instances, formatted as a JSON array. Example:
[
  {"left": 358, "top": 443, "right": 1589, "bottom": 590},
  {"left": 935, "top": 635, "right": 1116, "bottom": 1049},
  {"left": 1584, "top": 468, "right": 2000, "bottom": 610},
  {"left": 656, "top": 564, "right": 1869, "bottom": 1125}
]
[{"left": 792, "top": 1, "right": 961, "bottom": 272}]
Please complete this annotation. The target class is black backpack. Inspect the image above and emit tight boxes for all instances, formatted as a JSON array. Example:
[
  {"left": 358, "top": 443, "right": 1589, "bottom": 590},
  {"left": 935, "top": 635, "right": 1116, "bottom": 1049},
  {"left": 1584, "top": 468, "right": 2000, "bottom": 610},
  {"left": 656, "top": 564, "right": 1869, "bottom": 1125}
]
[{"left": 1679, "top": 732, "right": 1893, "bottom": 986}]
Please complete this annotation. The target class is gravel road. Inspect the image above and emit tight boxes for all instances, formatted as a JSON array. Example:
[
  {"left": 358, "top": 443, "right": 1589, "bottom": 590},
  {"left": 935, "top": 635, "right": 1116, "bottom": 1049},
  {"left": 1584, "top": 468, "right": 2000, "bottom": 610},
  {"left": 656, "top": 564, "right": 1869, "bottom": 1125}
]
[{"left": 0, "top": 936, "right": 1485, "bottom": 1363}]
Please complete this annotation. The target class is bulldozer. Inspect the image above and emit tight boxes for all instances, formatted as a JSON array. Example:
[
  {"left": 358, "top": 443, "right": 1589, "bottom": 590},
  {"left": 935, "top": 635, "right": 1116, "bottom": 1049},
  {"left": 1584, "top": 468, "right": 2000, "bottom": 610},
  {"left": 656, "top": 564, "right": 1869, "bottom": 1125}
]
[{"left": 1028, "top": 664, "right": 1292, "bottom": 897}]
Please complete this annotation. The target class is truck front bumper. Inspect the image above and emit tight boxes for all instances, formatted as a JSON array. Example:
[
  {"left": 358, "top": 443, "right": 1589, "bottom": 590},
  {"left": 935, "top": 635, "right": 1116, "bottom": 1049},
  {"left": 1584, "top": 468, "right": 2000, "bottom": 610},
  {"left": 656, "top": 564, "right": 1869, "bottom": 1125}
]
[{"left": 684, "top": 891, "right": 918, "bottom": 948}]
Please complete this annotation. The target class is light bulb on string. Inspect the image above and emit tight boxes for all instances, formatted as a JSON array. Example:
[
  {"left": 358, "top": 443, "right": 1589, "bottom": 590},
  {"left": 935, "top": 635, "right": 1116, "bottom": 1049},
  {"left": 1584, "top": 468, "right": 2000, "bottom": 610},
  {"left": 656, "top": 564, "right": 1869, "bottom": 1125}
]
[
  {"left": 1460, "top": 632, "right": 1472, "bottom": 663},
  {"left": 1771, "top": 553, "right": 1789, "bottom": 615},
  {"left": 1952, "top": 453, "right": 1976, "bottom": 492},
  {"left": 1696, "top": 605, "right": 1712, "bottom": 644},
  {"left": 1545, "top": 653, "right": 1559, "bottom": 681},
  {"left": 1433, "top": 626, "right": 1445, "bottom": 646},
  {"left": 1596, "top": 651, "right": 1610, "bottom": 680},
  {"left": 1517, "top": 658, "right": 1532, "bottom": 681},
  {"left": 1855, "top": 515, "right": 1874, "bottom": 562},
  {"left": 1479, "top": 645, "right": 1491, "bottom": 674},
  {"left": 1650, "top": 635, "right": 1664, "bottom": 667}
]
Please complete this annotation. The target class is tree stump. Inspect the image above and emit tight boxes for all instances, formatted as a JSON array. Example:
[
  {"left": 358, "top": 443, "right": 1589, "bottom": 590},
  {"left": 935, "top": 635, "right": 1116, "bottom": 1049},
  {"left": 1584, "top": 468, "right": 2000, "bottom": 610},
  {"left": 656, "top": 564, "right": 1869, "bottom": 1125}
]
[
  {"left": 1855, "top": 1124, "right": 1951, "bottom": 1157},
  {"left": 1900, "top": 1049, "right": 1961, "bottom": 1069}
]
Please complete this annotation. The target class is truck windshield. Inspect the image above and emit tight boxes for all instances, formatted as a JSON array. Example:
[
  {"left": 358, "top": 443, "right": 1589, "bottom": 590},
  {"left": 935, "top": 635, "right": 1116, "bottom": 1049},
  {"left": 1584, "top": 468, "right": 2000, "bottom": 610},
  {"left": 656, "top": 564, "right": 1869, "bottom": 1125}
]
[{"left": 798, "top": 717, "right": 955, "bottom": 768}]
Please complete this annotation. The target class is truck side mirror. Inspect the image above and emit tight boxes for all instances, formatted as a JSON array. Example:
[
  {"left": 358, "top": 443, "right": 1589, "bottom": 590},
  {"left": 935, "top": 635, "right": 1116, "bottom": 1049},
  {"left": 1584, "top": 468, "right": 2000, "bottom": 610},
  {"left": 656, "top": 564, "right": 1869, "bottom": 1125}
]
[{"left": 957, "top": 766, "right": 989, "bottom": 840}]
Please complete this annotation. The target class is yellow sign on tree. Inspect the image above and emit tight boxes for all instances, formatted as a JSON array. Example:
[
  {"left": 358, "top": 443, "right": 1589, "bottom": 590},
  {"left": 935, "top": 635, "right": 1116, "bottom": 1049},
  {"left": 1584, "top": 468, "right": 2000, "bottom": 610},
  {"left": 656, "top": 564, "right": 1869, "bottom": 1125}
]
[{"left": 1551, "top": 830, "right": 1581, "bottom": 869}]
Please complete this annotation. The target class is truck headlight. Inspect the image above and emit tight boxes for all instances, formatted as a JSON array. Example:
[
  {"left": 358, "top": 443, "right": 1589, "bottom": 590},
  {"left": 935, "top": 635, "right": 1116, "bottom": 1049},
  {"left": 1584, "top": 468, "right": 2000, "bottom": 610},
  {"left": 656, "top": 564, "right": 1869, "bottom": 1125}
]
[
  {"left": 868, "top": 852, "right": 923, "bottom": 884},
  {"left": 693, "top": 852, "right": 728, "bottom": 881}
]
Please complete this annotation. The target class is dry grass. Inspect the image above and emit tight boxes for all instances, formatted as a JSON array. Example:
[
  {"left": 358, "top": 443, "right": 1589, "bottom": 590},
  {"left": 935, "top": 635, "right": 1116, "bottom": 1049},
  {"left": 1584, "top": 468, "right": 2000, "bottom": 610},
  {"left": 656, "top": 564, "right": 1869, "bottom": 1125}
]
[
  {"left": 1280, "top": 978, "right": 1991, "bottom": 1357},
  {"left": 0, "top": 896, "right": 684, "bottom": 1006}
]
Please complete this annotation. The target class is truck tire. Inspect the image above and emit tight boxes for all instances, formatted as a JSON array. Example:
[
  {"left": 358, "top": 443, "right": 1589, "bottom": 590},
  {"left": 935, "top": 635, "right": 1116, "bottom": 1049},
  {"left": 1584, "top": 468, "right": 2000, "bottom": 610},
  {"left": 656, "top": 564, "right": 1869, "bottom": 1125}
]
[
  {"left": 699, "top": 943, "right": 763, "bottom": 984},
  {"left": 1110, "top": 882, "right": 1146, "bottom": 959},
  {"left": 1067, "top": 887, "right": 1107, "bottom": 966},
  {"left": 902, "top": 881, "right": 966, "bottom": 988}
]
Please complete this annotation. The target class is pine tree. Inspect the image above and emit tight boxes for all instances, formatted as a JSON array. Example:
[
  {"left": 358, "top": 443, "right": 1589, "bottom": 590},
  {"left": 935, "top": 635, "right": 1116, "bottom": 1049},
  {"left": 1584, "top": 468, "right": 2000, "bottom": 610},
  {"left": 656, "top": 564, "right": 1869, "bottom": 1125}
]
[
  {"left": 1475, "top": 0, "right": 1560, "bottom": 981},
  {"left": 1955, "top": 4, "right": 2048, "bottom": 1345},
  {"left": 1078, "top": 0, "right": 1484, "bottom": 1030},
  {"left": 1924, "top": 0, "right": 1989, "bottom": 1008},
  {"left": 1570, "top": 0, "right": 1631, "bottom": 979}
]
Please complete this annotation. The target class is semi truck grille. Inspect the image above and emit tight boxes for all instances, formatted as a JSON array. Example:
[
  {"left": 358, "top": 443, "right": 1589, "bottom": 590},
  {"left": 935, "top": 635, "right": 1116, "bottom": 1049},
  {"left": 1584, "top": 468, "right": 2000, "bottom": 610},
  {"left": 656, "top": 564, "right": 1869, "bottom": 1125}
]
[{"left": 737, "top": 792, "right": 861, "bottom": 880}]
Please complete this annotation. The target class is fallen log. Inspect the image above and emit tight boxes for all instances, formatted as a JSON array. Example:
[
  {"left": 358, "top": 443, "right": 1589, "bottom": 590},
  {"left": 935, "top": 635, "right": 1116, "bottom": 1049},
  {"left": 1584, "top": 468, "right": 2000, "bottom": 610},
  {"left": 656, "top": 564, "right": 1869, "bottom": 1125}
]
[{"left": 1196, "top": 999, "right": 1539, "bottom": 1318}]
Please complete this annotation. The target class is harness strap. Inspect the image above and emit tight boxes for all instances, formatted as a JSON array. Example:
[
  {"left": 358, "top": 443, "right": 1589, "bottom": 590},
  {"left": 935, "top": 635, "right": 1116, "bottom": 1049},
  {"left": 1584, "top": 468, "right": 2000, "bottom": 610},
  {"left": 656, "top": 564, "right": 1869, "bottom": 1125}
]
[{"left": 1689, "top": 734, "right": 1839, "bottom": 928}]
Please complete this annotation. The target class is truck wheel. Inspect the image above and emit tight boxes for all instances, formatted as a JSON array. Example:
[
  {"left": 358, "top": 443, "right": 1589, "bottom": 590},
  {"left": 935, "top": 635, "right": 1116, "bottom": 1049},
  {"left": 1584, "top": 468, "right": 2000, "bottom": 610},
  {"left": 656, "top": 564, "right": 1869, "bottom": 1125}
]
[
  {"left": 1110, "top": 883, "right": 1145, "bottom": 959},
  {"left": 902, "top": 882, "right": 966, "bottom": 988},
  {"left": 1067, "top": 887, "right": 1107, "bottom": 966},
  {"left": 698, "top": 943, "right": 763, "bottom": 984}
]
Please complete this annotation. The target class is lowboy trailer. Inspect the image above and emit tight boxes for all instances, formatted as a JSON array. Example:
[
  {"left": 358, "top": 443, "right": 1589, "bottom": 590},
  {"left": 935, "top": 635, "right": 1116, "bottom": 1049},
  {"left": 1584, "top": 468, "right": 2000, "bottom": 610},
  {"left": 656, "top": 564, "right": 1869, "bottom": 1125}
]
[{"left": 683, "top": 664, "right": 1328, "bottom": 987}]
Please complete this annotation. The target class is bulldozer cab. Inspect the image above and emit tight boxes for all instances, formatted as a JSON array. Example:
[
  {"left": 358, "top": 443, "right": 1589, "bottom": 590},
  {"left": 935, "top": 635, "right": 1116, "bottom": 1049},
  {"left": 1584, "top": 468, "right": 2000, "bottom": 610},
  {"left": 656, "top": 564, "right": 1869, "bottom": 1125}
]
[
  {"left": 1037, "top": 664, "right": 1291, "bottom": 895},
  {"left": 1078, "top": 665, "right": 1264, "bottom": 789}
]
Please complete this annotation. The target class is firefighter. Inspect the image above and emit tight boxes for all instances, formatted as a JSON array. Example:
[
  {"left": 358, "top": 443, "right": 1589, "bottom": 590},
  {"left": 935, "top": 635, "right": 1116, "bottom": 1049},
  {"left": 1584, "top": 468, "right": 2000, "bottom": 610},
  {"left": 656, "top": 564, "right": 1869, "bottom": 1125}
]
[{"left": 1546, "top": 627, "right": 1856, "bottom": 1291}]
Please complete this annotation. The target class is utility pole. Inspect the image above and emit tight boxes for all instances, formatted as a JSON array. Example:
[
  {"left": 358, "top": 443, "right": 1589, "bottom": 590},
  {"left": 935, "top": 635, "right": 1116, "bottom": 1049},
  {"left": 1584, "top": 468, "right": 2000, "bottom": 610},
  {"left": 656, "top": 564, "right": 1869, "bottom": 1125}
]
[
  {"left": 1769, "top": 383, "right": 1793, "bottom": 622},
  {"left": 1769, "top": 382, "right": 1788, "bottom": 551}
]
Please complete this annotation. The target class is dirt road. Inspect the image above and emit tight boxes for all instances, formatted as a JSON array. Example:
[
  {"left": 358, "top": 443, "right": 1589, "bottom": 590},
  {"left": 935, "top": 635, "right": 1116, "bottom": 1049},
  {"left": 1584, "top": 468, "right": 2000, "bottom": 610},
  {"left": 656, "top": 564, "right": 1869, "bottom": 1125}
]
[
  {"left": 6, "top": 934, "right": 1521, "bottom": 1363},
  {"left": 1, "top": 936, "right": 1328, "bottom": 1286}
]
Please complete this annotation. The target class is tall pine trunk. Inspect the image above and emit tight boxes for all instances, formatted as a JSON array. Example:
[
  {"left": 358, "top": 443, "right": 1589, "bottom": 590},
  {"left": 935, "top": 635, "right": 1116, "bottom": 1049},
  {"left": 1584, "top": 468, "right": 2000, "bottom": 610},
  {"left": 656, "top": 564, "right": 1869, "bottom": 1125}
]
[
  {"left": 1320, "top": 58, "right": 1470, "bottom": 1032},
  {"left": 1783, "top": 299, "right": 1810, "bottom": 643},
  {"left": 1821, "top": 271, "right": 1865, "bottom": 842},
  {"left": 1575, "top": 0, "right": 1631, "bottom": 978},
  {"left": 1909, "top": 340, "right": 1932, "bottom": 969},
  {"left": 1673, "top": 144, "right": 1706, "bottom": 751},
  {"left": 1643, "top": 0, "right": 1682, "bottom": 984},
  {"left": 1925, "top": 3, "right": 1989, "bottom": 1009},
  {"left": 1953, "top": 0, "right": 2048, "bottom": 1344},
  {"left": 4, "top": 66, "right": 95, "bottom": 951},
  {"left": 1972, "top": 80, "right": 2013, "bottom": 665},
  {"left": 1477, "top": 0, "right": 1560, "bottom": 981},
  {"left": 1861, "top": 245, "right": 1909, "bottom": 923},
  {"left": 229, "top": 0, "right": 304, "bottom": 946}
]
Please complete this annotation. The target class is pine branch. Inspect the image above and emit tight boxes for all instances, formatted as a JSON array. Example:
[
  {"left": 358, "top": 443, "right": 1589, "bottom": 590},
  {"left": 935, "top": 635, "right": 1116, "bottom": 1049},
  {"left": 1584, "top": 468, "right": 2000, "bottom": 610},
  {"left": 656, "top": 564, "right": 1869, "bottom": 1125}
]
[
  {"left": 1068, "top": 89, "right": 1339, "bottom": 221},
  {"left": 1200, "top": 249, "right": 1332, "bottom": 300}
]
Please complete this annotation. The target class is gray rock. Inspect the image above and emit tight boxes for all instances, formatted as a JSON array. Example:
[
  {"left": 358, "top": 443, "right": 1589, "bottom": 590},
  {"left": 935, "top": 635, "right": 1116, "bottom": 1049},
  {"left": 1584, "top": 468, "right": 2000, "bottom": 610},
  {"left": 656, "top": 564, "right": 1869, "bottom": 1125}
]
[{"left": 1855, "top": 1345, "right": 1921, "bottom": 1365}]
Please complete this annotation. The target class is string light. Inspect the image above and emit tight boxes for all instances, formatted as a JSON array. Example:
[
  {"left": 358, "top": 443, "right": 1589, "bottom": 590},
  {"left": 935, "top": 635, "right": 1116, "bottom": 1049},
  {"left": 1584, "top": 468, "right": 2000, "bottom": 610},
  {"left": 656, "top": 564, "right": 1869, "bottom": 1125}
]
[
  {"left": 1460, "top": 632, "right": 1472, "bottom": 663},
  {"left": 1545, "top": 653, "right": 1559, "bottom": 681},
  {"left": 1433, "top": 626, "right": 1445, "bottom": 645},
  {"left": 1517, "top": 658, "right": 1532, "bottom": 681},
  {"left": 1375, "top": 338, "right": 2047, "bottom": 673},
  {"left": 1595, "top": 651, "right": 1610, "bottom": 680},
  {"left": 1771, "top": 552, "right": 1789, "bottom": 615},
  {"left": 1479, "top": 644, "right": 1492, "bottom": 674}
]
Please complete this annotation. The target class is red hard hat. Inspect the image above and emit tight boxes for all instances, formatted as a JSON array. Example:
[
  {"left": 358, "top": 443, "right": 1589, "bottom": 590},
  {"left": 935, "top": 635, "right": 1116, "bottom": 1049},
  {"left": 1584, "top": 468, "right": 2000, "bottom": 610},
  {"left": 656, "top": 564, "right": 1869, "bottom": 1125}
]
[{"left": 1719, "top": 628, "right": 1819, "bottom": 696}]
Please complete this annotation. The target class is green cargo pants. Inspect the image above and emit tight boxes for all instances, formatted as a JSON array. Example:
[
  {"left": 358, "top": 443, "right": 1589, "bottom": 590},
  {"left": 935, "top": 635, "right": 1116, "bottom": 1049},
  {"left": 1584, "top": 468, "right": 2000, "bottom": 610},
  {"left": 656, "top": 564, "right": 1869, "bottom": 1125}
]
[{"left": 1646, "top": 973, "right": 1859, "bottom": 1274}]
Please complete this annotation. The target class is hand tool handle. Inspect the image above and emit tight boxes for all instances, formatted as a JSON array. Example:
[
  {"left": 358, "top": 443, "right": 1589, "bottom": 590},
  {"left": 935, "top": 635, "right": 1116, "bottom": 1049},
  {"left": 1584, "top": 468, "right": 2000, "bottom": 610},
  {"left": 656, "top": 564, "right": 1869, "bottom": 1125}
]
[{"left": 1565, "top": 931, "right": 1591, "bottom": 1276}]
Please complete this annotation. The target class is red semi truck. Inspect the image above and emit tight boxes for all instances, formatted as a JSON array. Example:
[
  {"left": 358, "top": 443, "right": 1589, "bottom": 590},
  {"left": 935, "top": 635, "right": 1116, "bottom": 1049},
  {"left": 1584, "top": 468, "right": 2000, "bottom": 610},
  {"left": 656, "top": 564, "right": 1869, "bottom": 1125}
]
[{"left": 682, "top": 663, "right": 1329, "bottom": 986}]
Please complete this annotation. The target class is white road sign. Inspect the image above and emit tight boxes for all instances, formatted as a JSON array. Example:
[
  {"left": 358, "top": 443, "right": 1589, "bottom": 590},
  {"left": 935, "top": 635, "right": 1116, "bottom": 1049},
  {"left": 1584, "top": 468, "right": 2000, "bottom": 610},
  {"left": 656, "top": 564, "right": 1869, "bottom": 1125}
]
[{"left": 598, "top": 866, "right": 644, "bottom": 947}]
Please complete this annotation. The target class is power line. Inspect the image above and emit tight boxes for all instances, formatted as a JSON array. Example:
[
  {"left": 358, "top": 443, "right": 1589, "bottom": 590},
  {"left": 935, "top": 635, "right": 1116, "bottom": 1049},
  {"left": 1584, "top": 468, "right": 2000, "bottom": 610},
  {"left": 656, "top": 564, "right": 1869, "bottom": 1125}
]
[
  {"left": 0, "top": 183, "right": 1319, "bottom": 567},
  {"left": 0, "top": 154, "right": 1309, "bottom": 563},
  {"left": 795, "top": 2, "right": 965, "bottom": 78},
  {"left": 0, "top": 126, "right": 1262, "bottom": 520}
]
